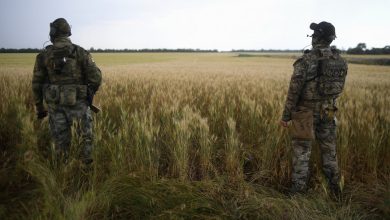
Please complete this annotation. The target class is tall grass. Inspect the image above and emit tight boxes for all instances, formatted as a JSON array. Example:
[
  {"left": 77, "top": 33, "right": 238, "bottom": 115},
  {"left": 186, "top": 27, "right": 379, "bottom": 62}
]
[{"left": 0, "top": 53, "right": 389, "bottom": 219}]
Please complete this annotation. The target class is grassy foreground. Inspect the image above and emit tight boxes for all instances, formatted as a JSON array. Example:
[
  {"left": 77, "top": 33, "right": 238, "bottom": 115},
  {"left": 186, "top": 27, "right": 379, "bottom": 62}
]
[{"left": 0, "top": 53, "right": 389, "bottom": 219}]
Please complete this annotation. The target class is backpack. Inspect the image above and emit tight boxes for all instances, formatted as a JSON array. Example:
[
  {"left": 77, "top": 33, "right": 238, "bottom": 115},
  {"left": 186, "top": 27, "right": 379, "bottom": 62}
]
[{"left": 317, "top": 56, "right": 348, "bottom": 97}]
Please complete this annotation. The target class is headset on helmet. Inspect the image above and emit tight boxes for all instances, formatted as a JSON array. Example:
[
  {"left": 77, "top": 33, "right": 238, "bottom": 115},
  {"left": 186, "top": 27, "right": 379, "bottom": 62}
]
[{"left": 310, "top": 21, "right": 336, "bottom": 43}]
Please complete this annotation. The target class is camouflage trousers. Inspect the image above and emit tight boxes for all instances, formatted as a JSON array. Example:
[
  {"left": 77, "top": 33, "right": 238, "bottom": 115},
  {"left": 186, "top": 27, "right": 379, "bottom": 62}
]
[
  {"left": 291, "top": 112, "right": 340, "bottom": 192},
  {"left": 48, "top": 102, "right": 93, "bottom": 162}
]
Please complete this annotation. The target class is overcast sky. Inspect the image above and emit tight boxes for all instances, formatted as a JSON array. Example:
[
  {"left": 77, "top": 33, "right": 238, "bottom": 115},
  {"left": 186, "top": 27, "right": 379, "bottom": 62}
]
[{"left": 0, "top": 0, "right": 389, "bottom": 51}]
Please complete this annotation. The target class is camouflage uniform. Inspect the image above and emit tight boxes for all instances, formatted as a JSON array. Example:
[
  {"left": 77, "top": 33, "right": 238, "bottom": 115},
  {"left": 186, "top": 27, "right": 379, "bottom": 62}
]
[
  {"left": 282, "top": 46, "right": 348, "bottom": 194},
  {"left": 32, "top": 32, "right": 101, "bottom": 163}
]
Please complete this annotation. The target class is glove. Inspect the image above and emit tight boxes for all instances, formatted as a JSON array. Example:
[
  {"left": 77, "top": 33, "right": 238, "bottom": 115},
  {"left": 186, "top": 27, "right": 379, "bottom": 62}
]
[
  {"left": 279, "top": 120, "right": 289, "bottom": 128},
  {"left": 37, "top": 111, "right": 48, "bottom": 119},
  {"left": 87, "top": 86, "right": 95, "bottom": 106},
  {"left": 36, "top": 104, "right": 48, "bottom": 120},
  {"left": 87, "top": 94, "right": 94, "bottom": 106}
]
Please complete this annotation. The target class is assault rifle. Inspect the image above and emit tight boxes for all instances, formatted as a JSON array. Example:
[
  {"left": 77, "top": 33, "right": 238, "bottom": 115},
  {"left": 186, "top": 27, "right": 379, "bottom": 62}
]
[
  {"left": 87, "top": 86, "right": 101, "bottom": 113},
  {"left": 90, "top": 104, "right": 101, "bottom": 113}
]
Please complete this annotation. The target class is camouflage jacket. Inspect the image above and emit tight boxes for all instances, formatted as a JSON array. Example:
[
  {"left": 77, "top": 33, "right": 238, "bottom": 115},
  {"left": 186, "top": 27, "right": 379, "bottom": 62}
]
[
  {"left": 32, "top": 37, "right": 102, "bottom": 107},
  {"left": 281, "top": 47, "right": 348, "bottom": 121}
]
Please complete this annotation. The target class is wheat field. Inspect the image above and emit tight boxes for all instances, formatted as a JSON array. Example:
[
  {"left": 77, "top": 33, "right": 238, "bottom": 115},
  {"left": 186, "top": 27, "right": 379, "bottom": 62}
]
[{"left": 0, "top": 53, "right": 389, "bottom": 219}]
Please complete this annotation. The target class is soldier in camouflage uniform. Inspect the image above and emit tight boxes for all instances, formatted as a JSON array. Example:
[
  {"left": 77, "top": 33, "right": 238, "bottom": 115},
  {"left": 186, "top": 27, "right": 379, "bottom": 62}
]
[
  {"left": 280, "top": 22, "right": 348, "bottom": 196},
  {"left": 32, "top": 18, "right": 102, "bottom": 164}
]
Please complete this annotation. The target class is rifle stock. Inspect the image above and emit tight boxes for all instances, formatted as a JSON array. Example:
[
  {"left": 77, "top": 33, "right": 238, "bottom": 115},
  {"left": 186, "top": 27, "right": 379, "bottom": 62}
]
[{"left": 90, "top": 104, "right": 101, "bottom": 113}]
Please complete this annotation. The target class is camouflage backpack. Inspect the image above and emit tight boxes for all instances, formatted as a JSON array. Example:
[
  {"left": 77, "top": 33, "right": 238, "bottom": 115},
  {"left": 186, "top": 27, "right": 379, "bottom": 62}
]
[{"left": 316, "top": 51, "right": 348, "bottom": 97}]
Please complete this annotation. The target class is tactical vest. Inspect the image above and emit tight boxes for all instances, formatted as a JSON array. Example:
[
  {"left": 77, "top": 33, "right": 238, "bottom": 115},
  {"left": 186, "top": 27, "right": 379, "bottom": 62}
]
[
  {"left": 45, "top": 44, "right": 84, "bottom": 85},
  {"left": 43, "top": 44, "right": 88, "bottom": 106},
  {"left": 300, "top": 49, "right": 347, "bottom": 102}
]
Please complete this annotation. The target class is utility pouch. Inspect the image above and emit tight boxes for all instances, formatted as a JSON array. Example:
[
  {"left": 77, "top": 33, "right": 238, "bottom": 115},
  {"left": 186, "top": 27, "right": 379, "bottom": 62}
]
[
  {"left": 289, "top": 107, "right": 314, "bottom": 140},
  {"left": 77, "top": 85, "right": 88, "bottom": 100},
  {"left": 320, "top": 106, "right": 338, "bottom": 121},
  {"left": 59, "top": 85, "right": 77, "bottom": 106},
  {"left": 44, "top": 85, "right": 60, "bottom": 104}
]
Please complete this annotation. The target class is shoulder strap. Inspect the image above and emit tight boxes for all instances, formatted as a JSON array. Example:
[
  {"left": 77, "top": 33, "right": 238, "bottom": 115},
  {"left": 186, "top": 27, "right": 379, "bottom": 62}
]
[
  {"left": 67, "top": 44, "right": 77, "bottom": 58},
  {"left": 71, "top": 44, "right": 88, "bottom": 85},
  {"left": 316, "top": 59, "right": 323, "bottom": 78}
]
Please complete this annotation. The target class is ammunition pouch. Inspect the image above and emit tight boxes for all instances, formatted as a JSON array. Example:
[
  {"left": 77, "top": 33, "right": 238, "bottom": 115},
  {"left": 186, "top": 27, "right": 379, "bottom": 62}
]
[
  {"left": 44, "top": 84, "right": 87, "bottom": 106},
  {"left": 44, "top": 85, "right": 60, "bottom": 104},
  {"left": 59, "top": 85, "right": 77, "bottom": 106},
  {"left": 289, "top": 106, "right": 314, "bottom": 140},
  {"left": 320, "top": 105, "right": 338, "bottom": 121}
]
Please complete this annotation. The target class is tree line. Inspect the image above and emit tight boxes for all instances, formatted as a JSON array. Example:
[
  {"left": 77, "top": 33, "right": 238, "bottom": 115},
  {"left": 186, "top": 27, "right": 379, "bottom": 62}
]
[
  {"left": 1, "top": 44, "right": 389, "bottom": 54},
  {"left": 0, "top": 48, "right": 42, "bottom": 53},
  {"left": 0, "top": 48, "right": 219, "bottom": 53},
  {"left": 231, "top": 49, "right": 301, "bottom": 53},
  {"left": 346, "top": 43, "right": 390, "bottom": 55},
  {"left": 89, "top": 48, "right": 219, "bottom": 53}
]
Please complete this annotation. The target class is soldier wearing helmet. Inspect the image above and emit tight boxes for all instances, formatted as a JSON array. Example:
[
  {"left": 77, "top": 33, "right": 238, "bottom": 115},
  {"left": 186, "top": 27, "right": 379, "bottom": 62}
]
[
  {"left": 32, "top": 18, "right": 102, "bottom": 164},
  {"left": 280, "top": 22, "right": 348, "bottom": 198}
]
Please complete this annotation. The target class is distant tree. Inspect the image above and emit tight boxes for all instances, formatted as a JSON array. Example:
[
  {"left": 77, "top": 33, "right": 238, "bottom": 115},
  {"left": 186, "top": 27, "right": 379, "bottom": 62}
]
[
  {"left": 357, "top": 43, "right": 366, "bottom": 50},
  {"left": 347, "top": 43, "right": 367, "bottom": 54},
  {"left": 384, "top": 46, "right": 390, "bottom": 54}
]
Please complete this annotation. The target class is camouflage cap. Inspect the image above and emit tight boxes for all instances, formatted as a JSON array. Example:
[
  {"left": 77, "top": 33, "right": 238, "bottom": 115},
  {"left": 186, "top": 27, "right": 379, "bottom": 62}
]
[
  {"left": 50, "top": 18, "right": 71, "bottom": 38},
  {"left": 310, "top": 21, "right": 336, "bottom": 40}
]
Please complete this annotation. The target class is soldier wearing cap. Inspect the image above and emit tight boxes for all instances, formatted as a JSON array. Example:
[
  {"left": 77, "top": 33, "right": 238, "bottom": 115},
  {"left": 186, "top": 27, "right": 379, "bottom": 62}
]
[
  {"left": 280, "top": 22, "right": 348, "bottom": 197},
  {"left": 32, "top": 18, "right": 102, "bottom": 164}
]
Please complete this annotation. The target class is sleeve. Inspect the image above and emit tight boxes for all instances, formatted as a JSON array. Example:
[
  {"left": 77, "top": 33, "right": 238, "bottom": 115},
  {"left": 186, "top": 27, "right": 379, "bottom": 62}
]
[
  {"left": 81, "top": 50, "right": 102, "bottom": 93},
  {"left": 281, "top": 58, "right": 308, "bottom": 121},
  {"left": 32, "top": 53, "right": 47, "bottom": 107}
]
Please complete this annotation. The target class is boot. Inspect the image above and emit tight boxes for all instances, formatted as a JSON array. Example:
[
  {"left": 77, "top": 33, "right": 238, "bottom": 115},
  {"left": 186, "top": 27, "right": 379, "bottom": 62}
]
[
  {"left": 329, "top": 183, "right": 342, "bottom": 202},
  {"left": 289, "top": 183, "right": 307, "bottom": 195},
  {"left": 82, "top": 158, "right": 93, "bottom": 165}
]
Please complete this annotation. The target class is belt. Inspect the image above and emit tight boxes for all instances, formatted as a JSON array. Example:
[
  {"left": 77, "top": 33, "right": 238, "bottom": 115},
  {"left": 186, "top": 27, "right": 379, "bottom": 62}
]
[{"left": 297, "top": 100, "right": 322, "bottom": 109}]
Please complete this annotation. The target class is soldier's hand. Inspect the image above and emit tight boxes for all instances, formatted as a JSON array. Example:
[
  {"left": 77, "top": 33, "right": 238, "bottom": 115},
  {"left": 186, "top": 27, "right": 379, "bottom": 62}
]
[
  {"left": 37, "top": 110, "right": 48, "bottom": 120},
  {"left": 279, "top": 120, "right": 289, "bottom": 128},
  {"left": 36, "top": 104, "right": 48, "bottom": 120},
  {"left": 87, "top": 94, "right": 93, "bottom": 106},
  {"left": 87, "top": 86, "right": 95, "bottom": 106}
]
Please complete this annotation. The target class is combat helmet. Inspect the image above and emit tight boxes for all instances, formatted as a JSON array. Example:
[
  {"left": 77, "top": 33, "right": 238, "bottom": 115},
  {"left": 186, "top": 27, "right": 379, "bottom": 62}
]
[
  {"left": 50, "top": 18, "right": 71, "bottom": 42},
  {"left": 310, "top": 21, "right": 336, "bottom": 45}
]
